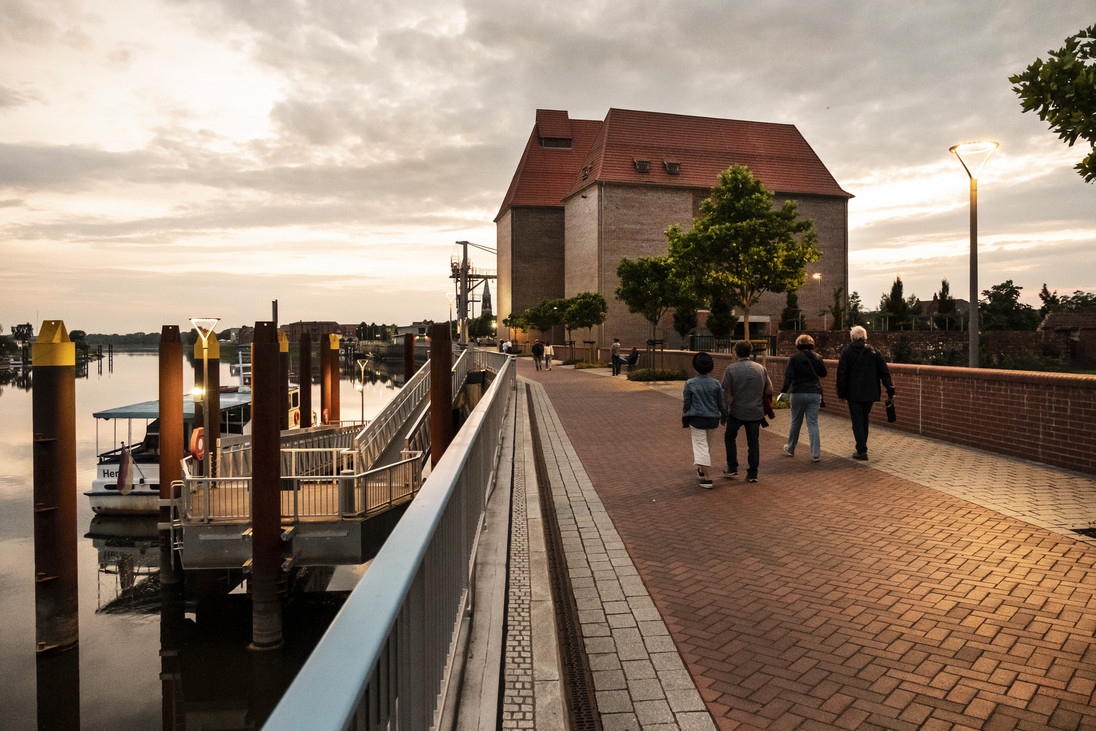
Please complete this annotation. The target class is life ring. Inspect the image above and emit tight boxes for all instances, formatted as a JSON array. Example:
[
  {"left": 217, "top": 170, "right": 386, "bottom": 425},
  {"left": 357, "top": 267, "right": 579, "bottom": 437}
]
[
  {"left": 189, "top": 427, "right": 205, "bottom": 461},
  {"left": 293, "top": 410, "right": 301, "bottom": 426},
  {"left": 322, "top": 408, "right": 329, "bottom": 424}
]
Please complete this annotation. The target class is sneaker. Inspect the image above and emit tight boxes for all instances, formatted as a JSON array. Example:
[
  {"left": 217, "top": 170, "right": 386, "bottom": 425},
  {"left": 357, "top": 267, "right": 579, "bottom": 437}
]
[
  {"left": 699, "top": 479, "right": 714, "bottom": 489},
  {"left": 746, "top": 475, "right": 758, "bottom": 483},
  {"left": 723, "top": 469, "right": 737, "bottom": 478},
  {"left": 782, "top": 445, "right": 794, "bottom": 457},
  {"left": 811, "top": 456, "right": 821, "bottom": 463},
  {"left": 697, "top": 467, "right": 704, "bottom": 479},
  {"left": 851, "top": 452, "right": 868, "bottom": 461}
]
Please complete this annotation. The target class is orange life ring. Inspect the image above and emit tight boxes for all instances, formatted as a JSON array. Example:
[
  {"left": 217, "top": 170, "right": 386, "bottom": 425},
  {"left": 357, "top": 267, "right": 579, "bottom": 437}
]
[
  {"left": 293, "top": 410, "right": 301, "bottom": 426},
  {"left": 189, "top": 427, "right": 205, "bottom": 461},
  {"left": 322, "top": 408, "right": 329, "bottom": 424}
]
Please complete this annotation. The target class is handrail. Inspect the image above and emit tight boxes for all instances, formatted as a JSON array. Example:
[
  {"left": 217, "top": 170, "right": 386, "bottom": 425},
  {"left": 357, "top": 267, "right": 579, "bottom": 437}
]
[{"left": 263, "top": 350, "right": 515, "bottom": 730}]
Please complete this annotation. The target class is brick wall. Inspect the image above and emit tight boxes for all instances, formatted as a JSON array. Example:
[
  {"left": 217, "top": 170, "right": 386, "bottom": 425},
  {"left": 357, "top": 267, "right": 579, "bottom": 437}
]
[{"left": 622, "top": 348, "right": 1096, "bottom": 475}]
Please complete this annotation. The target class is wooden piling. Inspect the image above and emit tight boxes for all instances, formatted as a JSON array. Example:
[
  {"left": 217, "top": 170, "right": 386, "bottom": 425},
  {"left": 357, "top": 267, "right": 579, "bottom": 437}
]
[
  {"left": 31, "top": 320, "right": 79, "bottom": 653},
  {"left": 299, "top": 332, "right": 312, "bottom": 428},
  {"left": 250, "top": 322, "right": 283, "bottom": 649},
  {"left": 328, "top": 333, "right": 340, "bottom": 423},
  {"left": 159, "top": 326, "right": 184, "bottom": 584},
  {"left": 403, "top": 333, "right": 415, "bottom": 383},
  {"left": 430, "top": 323, "right": 454, "bottom": 467}
]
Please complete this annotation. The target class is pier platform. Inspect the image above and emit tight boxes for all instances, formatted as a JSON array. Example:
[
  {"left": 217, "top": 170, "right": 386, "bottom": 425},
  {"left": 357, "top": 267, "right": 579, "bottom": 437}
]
[{"left": 471, "top": 357, "right": 1096, "bottom": 730}]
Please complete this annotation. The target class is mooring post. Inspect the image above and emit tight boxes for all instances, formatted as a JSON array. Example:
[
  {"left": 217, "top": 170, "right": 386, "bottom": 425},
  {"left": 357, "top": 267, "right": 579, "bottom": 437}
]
[
  {"left": 299, "top": 332, "right": 312, "bottom": 428},
  {"left": 328, "top": 333, "right": 341, "bottom": 423},
  {"left": 159, "top": 326, "right": 184, "bottom": 584},
  {"left": 31, "top": 320, "right": 79, "bottom": 653},
  {"left": 278, "top": 330, "right": 290, "bottom": 431},
  {"left": 250, "top": 322, "right": 283, "bottom": 649},
  {"left": 319, "top": 331, "right": 331, "bottom": 423},
  {"left": 430, "top": 323, "right": 454, "bottom": 467},
  {"left": 403, "top": 332, "right": 415, "bottom": 383}
]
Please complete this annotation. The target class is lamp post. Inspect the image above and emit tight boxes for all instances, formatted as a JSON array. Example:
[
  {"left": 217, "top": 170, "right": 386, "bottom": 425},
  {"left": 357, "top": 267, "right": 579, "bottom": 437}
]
[
  {"left": 189, "top": 317, "right": 220, "bottom": 477},
  {"left": 356, "top": 359, "right": 367, "bottom": 423},
  {"left": 949, "top": 141, "right": 998, "bottom": 368},
  {"left": 812, "top": 272, "right": 823, "bottom": 330}
]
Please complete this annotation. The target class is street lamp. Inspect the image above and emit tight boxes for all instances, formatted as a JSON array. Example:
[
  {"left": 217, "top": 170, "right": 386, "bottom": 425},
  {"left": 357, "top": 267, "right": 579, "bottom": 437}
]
[
  {"left": 950, "top": 141, "right": 998, "bottom": 368},
  {"left": 812, "top": 272, "right": 823, "bottom": 330},
  {"left": 189, "top": 317, "right": 220, "bottom": 477},
  {"left": 356, "top": 359, "right": 367, "bottom": 423}
]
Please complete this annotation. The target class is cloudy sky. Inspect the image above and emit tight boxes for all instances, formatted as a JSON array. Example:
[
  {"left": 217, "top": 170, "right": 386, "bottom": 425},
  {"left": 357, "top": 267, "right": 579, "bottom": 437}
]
[{"left": 2, "top": 1, "right": 1093, "bottom": 335}]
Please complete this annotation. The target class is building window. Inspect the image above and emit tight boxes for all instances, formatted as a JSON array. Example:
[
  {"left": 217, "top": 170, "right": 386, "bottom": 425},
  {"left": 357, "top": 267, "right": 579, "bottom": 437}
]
[
  {"left": 664, "top": 160, "right": 680, "bottom": 175},
  {"left": 633, "top": 158, "right": 650, "bottom": 174},
  {"left": 540, "top": 137, "right": 572, "bottom": 148}
]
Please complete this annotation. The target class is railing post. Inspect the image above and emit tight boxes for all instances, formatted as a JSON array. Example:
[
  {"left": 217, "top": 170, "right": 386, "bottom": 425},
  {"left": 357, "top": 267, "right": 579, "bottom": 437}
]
[{"left": 340, "top": 469, "right": 355, "bottom": 517}]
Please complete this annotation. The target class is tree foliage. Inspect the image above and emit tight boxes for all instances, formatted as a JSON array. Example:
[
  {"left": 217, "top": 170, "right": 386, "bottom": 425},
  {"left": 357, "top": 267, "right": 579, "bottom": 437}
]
[
  {"left": 615, "top": 256, "right": 687, "bottom": 341},
  {"left": 828, "top": 287, "right": 846, "bottom": 331},
  {"left": 933, "top": 279, "right": 961, "bottom": 331},
  {"left": 779, "top": 291, "right": 805, "bottom": 330},
  {"left": 1010, "top": 24, "right": 1096, "bottom": 183},
  {"left": 11, "top": 323, "right": 34, "bottom": 346},
  {"left": 563, "top": 292, "right": 608, "bottom": 339},
  {"left": 878, "top": 277, "right": 919, "bottom": 331},
  {"left": 981, "top": 280, "right": 1040, "bottom": 331},
  {"left": 667, "top": 166, "right": 820, "bottom": 339}
]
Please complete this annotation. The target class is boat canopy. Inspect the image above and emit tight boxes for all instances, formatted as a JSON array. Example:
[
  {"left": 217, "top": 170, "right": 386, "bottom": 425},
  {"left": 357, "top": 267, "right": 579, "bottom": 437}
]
[{"left": 93, "top": 392, "right": 253, "bottom": 421}]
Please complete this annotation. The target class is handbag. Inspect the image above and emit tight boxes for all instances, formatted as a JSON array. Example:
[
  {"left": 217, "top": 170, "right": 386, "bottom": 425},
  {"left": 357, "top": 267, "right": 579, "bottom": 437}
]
[{"left": 886, "top": 398, "right": 897, "bottom": 423}]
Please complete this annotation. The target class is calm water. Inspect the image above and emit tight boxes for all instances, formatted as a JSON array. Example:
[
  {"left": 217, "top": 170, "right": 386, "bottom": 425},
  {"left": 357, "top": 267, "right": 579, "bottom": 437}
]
[{"left": 0, "top": 352, "right": 398, "bottom": 730}]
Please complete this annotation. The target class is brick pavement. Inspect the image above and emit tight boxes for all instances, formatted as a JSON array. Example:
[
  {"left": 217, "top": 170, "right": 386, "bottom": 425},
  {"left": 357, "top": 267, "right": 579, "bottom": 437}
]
[{"left": 520, "top": 360, "right": 1096, "bottom": 730}]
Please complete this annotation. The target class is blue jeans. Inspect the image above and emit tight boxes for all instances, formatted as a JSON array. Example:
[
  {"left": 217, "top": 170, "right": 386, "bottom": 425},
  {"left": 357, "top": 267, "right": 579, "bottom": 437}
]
[
  {"left": 848, "top": 400, "right": 874, "bottom": 455},
  {"left": 725, "top": 416, "right": 761, "bottom": 478},
  {"left": 788, "top": 393, "right": 822, "bottom": 459}
]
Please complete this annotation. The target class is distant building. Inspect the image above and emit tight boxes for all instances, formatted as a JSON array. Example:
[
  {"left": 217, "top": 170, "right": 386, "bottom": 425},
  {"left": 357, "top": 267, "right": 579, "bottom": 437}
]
[
  {"left": 495, "top": 108, "right": 852, "bottom": 347},
  {"left": 481, "top": 281, "right": 493, "bottom": 316},
  {"left": 395, "top": 321, "right": 434, "bottom": 338}
]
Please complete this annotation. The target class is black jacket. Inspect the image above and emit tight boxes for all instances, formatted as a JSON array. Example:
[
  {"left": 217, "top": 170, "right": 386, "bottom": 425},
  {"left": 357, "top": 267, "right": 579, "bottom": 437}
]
[
  {"left": 836, "top": 340, "right": 895, "bottom": 402},
  {"left": 781, "top": 347, "right": 827, "bottom": 394}
]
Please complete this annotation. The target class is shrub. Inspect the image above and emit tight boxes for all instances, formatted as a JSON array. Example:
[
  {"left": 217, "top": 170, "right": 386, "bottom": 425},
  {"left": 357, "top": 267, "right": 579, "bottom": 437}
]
[
  {"left": 626, "top": 368, "right": 687, "bottom": 381},
  {"left": 573, "top": 361, "right": 608, "bottom": 369}
]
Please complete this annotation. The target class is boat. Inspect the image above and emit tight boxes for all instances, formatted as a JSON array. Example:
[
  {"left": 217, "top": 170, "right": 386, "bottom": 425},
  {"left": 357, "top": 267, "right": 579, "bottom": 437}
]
[{"left": 86, "top": 388, "right": 257, "bottom": 514}]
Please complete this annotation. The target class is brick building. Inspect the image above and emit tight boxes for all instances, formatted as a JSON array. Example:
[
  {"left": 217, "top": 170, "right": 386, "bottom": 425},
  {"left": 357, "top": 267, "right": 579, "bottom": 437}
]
[{"left": 495, "top": 108, "right": 852, "bottom": 347}]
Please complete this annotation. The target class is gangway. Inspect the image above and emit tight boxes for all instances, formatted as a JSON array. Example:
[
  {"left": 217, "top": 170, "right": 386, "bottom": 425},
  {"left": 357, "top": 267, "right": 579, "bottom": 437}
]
[{"left": 169, "top": 346, "right": 490, "bottom": 570}]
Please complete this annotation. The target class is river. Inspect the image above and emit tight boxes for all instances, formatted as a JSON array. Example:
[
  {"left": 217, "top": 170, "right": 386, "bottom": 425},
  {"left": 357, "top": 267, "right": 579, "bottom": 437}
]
[{"left": 0, "top": 351, "right": 400, "bottom": 729}]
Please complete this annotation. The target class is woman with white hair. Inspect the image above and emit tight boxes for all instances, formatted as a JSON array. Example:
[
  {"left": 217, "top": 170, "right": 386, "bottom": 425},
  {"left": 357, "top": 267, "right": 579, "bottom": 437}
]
[
  {"left": 835, "top": 326, "right": 895, "bottom": 460},
  {"left": 779, "top": 333, "right": 827, "bottom": 462}
]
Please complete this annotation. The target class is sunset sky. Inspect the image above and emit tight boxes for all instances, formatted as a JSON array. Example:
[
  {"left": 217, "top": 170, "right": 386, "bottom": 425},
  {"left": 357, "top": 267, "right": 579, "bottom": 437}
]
[{"left": 2, "top": 1, "right": 1093, "bottom": 334}]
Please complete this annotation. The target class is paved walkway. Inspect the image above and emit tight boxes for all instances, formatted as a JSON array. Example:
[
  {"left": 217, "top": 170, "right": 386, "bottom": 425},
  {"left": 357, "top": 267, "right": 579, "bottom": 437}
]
[{"left": 503, "top": 358, "right": 1096, "bottom": 730}]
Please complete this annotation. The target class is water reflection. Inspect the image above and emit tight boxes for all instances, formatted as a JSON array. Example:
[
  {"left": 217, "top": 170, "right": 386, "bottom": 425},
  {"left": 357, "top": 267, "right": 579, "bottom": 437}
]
[{"left": 0, "top": 351, "right": 398, "bottom": 729}]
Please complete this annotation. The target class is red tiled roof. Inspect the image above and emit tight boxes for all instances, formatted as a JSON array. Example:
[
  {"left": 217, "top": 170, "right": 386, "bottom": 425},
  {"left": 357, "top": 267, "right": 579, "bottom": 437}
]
[
  {"left": 565, "top": 108, "right": 851, "bottom": 200},
  {"left": 494, "top": 110, "right": 602, "bottom": 221}
]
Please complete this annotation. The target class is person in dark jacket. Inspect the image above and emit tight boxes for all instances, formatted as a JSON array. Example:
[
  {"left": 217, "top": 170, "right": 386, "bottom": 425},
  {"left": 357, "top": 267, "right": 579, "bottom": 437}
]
[
  {"left": 779, "top": 333, "right": 827, "bottom": 462},
  {"left": 835, "top": 325, "right": 895, "bottom": 460}
]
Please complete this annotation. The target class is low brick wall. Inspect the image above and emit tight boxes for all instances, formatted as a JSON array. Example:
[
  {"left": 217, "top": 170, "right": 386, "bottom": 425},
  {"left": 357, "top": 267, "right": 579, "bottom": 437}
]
[{"left": 628, "top": 349, "right": 1096, "bottom": 475}]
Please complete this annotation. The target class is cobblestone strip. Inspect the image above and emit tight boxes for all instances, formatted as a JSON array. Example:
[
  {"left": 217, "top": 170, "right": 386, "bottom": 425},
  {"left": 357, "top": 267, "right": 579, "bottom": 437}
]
[
  {"left": 526, "top": 379, "right": 716, "bottom": 731},
  {"left": 501, "top": 387, "right": 534, "bottom": 730}
]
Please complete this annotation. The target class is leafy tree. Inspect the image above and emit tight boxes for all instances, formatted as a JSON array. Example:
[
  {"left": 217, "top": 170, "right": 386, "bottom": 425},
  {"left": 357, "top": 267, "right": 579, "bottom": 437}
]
[
  {"left": 356, "top": 322, "right": 368, "bottom": 340},
  {"left": 1038, "top": 284, "right": 1061, "bottom": 318},
  {"left": 1010, "top": 24, "right": 1096, "bottom": 183},
  {"left": 468, "top": 313, "right": 495, "bottom": 340},
  {"left": 615, "top": 256, "right": 684, "bottom": 342},
  {"left": 667, "top": 165, "right": 820, "bottom": 340},
  {"left": 981, "top": 280, "right": 1040, "bottom": 331},
  {"left": 1062, "top": 290, "right": 1096, "bottom": 311},
  {"left": 879, "top": 277, "right": 915, "bottom": 331},
  {"left": 828, "top": 287, "right": 846, "bottom": 331},
  {"left": 672, "top": 300, "right": 699, "bottom": 345},
  {"left": 11, "top": 323, "right": 34, "bottom": 347},
  {"left": 847, "top": 291, "right": 865, "bottom": 327},
  {"left": 705, "top": 293, "right": 737, "bottom": 339},
  {"left": 563, "top": 292, "right": 608, "bottom": 342},
  {"left": 779, "top": 291, "right": 805, "bottom": 330},
  {"left": 524, "top": 298, "right": 566, "bottom": 334},
  {"left": 934, "top": 279, "right": 960, "bottom": 331}
]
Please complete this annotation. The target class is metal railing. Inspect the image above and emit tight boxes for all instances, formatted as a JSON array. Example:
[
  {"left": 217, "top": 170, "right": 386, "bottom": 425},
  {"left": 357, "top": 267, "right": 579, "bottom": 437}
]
[{"left": 263, "top": 351, "right": 515, "bottom": 730}]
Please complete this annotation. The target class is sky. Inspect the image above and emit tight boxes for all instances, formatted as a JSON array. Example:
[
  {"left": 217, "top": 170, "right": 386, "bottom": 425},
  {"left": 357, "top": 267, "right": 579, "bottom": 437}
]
[{"left": 2, "top": 1, "right": 1093, "bottom": 335}]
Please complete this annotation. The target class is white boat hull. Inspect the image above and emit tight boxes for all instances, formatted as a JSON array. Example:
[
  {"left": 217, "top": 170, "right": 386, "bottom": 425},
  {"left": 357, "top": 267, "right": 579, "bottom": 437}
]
[{"left": 86, "top": 463, "right": 161, "bottom": 514}]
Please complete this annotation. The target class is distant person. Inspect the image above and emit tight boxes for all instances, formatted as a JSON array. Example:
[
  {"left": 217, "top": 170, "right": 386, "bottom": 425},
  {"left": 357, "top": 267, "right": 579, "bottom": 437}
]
[
  {"left": 544, "top": 342, "right": 555, "bottom": 370},
  {"left": 531, "top": 339, "right": 545, "bottom": 370},
  {"left": 835, "top": 325, "right": 895, "bottom": 461},
  {"left": 682, "top": 352, "right": 726, "bottom": 488},
  {"left": 779, "top": 333, "right": 827, "bottom": 462},
  {"left": 721, "top": 340, "right": 772, "bottom": 483},
  {"left": 626, "top": 347, "right": 639, "bottom": 369},
  {"left": 502, "top": 339, "right": 512, "bottom": 354},
  {"left": 610, "top": 338, "right": 623, "bottom": 375}
]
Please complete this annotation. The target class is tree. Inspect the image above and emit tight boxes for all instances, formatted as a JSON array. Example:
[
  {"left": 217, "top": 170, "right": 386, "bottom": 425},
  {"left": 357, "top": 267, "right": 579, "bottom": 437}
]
[
  {"left": 779, "top": 291, "right": 805, "bottom": 330},
  {"left": 1038, "top": 284, "right": 1062, "bottom": 318},
  {"left": 356, "top": 322, "right": 368, "bottom": 340},
  {"left": 1062, "top": 290, "right": 1096, "bottom": 311},
  {"left": 672, "top": 301, "right": 699, "bottom": 345},
  {"left": 1010, "top": 24, "right": 1096, "bottom": 183},
  {"left": 615, "top": 256, "right": 683, "bottom": 342},
  {"left": 563, "top": 292, "right": 607, "bottom": 342},
  {"left": 934, "top": 279, "right": 960, "bottom": 331},
  {"left": 11, "top": 323, "right": 34, "bottom": 347},
  {"left": 981, "top": 280, "right": 1040, "bottom": 331},
  {"left": 846, "top": 292, "right": 865, "bottom": 327},
  {"left": 878, "top": 277, "right": 915, "bottom": 330},
  {"left": 468, "top": 313, "right": 495, "bottom": 340},
  {"left": 667, "top": 165, "right": 820, "bottom": 340},
  {"left": 829, "top": 287, "right": 846, "bottom": 331},
  {"left": 524, "top": 298, "right": 566, "bottom": 334}
]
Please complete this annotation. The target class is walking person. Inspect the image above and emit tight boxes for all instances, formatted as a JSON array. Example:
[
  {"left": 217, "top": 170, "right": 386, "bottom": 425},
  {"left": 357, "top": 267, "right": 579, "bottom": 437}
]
[
  {"left": 544, "top": 342, "right": 554, "bottom": 370},
  {"left": 531, "top": 339, "right": 545, "bottom": 371},
  {"left": 835, "top": 325, "right": 895, "bottom": 461},
  {"left": 779, "top": 334, "right": 827, "bottom": 462},
  {"left": 682, "top": 352, "right": 726, "bottom": 488},
  {"left": 610, "top": 338, "right": 623, "bottom": 376},
  {"left": 721, "top": 340, "right": 772, "bottom": 483}
]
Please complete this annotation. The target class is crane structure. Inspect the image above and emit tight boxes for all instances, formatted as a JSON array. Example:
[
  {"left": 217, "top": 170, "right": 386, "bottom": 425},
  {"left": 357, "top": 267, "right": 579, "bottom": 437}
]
[{"left": 450, "top": 241, "right": 497, "bottom": 345}]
